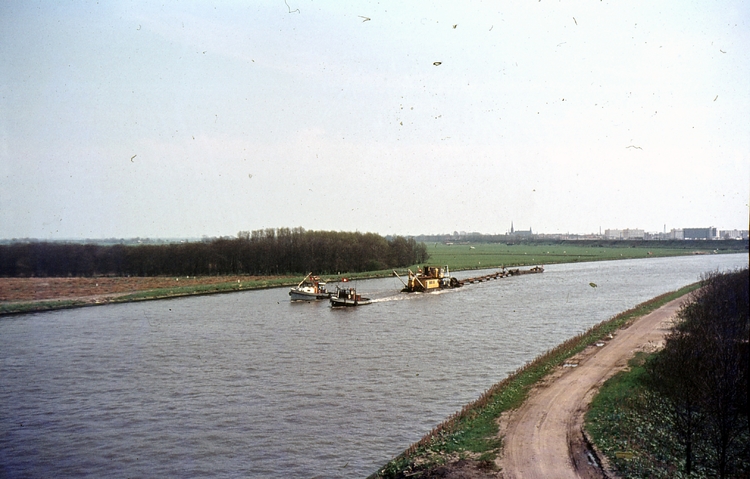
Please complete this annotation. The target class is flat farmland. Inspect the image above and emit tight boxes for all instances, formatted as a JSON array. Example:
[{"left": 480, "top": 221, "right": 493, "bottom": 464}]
[{"left": 422, "top": 242, "right": 713, "bottom": 270}]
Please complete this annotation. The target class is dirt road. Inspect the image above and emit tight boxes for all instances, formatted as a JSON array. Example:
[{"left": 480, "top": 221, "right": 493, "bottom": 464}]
[{"left": 497, "top": 296, "right": 686, "bottom": 479}]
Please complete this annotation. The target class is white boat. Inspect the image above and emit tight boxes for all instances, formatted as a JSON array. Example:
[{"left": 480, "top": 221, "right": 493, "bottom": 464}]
[{"left": 289, "top": 273, "right": 331, "bottom": 301}]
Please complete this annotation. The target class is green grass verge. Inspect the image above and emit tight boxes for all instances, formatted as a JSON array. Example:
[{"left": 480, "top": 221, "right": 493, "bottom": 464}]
[
  {"left": 370, "top": 282, "right": 701, "bottom": 478},
  {"left": 0, "top": 277, "right": 304, "bottom": 316},
  {"left": 0, "top": 299, "right": 90, "bottom": 315},
  {"left": 584, "top": 353, "right": 685, "bottom": 478},
  {"left": 421, "top": 242, "right": 719, "bottom": 271},
  {"left": 585, "top": 338, "right": 749, "bottom": 478},
  {"left": 114, "top": 277, "right": 300, "bottom": 301}
]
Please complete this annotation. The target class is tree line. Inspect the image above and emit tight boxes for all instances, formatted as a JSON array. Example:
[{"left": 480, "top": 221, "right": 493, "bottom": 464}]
[
  {"left": 0, "top": 228, "right": 430, "bottom": 277},
  {"left": 646, "top": 268, "right": 748, "bottom": 477}
]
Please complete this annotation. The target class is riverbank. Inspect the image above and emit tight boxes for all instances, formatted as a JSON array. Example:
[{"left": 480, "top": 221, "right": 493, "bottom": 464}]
[
  {"left": 0, "top": 269, "right": 414, "bottom": 315},
  {"left": 370, "top": 283, "right": 700, "bottom": 478},
  {"left": 0, "top": 275, "right": 298, "bottom": 315},
  {"left": 1, "top": 245, "right": 736, "bottom": 315}
]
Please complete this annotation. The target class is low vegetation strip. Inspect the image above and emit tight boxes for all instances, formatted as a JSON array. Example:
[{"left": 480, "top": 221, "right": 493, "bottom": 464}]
[{"left": 371, "top": 283, "right": 701, "bottom": 478}]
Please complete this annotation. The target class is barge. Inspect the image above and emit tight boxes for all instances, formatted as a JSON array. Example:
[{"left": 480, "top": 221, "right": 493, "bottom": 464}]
[{"left": 394, "top": 265, "right": 544, "bottom": 293}]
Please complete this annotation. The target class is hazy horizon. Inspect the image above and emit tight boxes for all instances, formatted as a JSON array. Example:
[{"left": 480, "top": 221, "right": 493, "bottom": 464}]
[
  {"left": 1, "top": 225, "right": 746, "bottom": 243},
  {"left": 2, "top": 1, "right": 748, "bottom": 240}
]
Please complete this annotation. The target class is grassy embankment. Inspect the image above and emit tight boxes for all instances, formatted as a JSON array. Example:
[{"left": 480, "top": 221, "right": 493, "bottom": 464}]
[
  {"left": 0, "top": 241, "right": 727, "bottom": 315},
  {"left": 587, "top": 357, "right": 750, "bottom": 478},
  {"left": 585, "top": 353, "right": 670, "bottom": 477},
  {"left": 370, "top": 282, "right": 701, "bottom": 478}
]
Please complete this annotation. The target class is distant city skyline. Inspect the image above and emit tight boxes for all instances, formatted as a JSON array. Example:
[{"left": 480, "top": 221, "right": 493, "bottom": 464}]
[{"left": 2, "top": 223, "right": 747, "bottom": 243}]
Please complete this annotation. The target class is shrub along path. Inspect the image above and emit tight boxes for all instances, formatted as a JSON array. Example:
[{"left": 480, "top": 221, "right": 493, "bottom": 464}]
[{"left": 497, "top": 295, "right": 688, "bottom": 479}]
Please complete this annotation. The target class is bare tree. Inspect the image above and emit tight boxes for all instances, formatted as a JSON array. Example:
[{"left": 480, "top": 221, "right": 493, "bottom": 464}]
[{"left": 649, "top": 268, "right": 749, "bottom": 478}]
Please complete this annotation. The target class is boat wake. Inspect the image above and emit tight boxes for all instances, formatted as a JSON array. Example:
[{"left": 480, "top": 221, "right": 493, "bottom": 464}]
[
  {"left": 370, "top": 295, "right": 407, "bottom": 303},
  {"left": 370, "top": 289, "right": 456, "bottom": 303}
]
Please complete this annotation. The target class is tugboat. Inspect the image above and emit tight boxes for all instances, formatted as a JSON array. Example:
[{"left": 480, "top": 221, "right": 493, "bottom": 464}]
[
  {"left": 329, "top": 286, "right": 372, "bottom": 307},
  {"left": 394, "top": 265, "right": 461, "bottom": 293},
  {"left": 289, "top": 273, "right": 331, "bottom": 301}
]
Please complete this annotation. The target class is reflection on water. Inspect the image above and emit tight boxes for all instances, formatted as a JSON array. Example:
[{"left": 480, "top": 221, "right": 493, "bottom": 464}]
[{"left": 1, "top": 254, "right": 746, "bottom": 478}]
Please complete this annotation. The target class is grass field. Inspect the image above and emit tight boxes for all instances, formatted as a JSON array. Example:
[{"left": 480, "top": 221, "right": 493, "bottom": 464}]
[{"left": 420, "top": 242, "right": 719, "bottom": 271}]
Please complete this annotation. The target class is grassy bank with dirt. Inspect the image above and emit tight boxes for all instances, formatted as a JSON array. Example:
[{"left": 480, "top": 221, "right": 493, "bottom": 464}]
[
  {"left": 370, "top": 283, "right": 700, "bottom": 478},
  {"left": 0, "top": 275, "right": 298, "bottom": 315}
]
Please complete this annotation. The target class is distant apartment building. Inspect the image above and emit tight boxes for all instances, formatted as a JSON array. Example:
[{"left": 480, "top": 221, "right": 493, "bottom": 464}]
[
  {"left": 604, "top": 229, "right": 621, "bottom": 240},
  {"left": 623, "top": 229, "right": 644, "bottom": 239},
  {"left": 669, "top": 228, "right": 684, "bottom": 240},
  {"left": 646, "top": 228, "right": 684, "bottom": 240},
  {"left": 683, "top": 227, "right": 718, "bottom": 240},
  {"left": 719, "top": 229, "right": 749, "bottom": 240},
  {"left": 604, "top": 228, "right": 644, "bottom": 240}
]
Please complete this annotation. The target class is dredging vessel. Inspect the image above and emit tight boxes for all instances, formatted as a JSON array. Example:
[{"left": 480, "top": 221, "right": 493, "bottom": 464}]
[
  {"left": 394, "top": 266, "right": 462, "bottom": 293},
  {"left": 394, "top": 265, "right": 544, "bottom": 293}
]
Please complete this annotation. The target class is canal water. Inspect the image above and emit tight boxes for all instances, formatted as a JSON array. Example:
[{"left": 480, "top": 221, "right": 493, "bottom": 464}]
[{"left": 1, "top": 254, "right": 746, "bottom": 478}]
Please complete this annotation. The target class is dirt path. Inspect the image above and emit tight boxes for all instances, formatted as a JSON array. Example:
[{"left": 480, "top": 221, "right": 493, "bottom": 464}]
[{"left": 496, "top": 296, "right": 687, "bottom": 479}]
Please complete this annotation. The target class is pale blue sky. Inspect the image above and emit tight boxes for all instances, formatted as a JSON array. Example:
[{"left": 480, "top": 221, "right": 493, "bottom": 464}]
[{"left": 1, "top": 1, "right": 748, "bottom": 239}]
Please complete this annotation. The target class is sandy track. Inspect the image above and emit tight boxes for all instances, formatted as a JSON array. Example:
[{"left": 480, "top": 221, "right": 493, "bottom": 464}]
[{"left": 497, "top": 296, "right": 686, "bottom": 479}]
